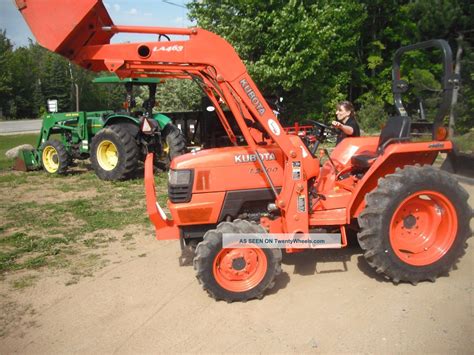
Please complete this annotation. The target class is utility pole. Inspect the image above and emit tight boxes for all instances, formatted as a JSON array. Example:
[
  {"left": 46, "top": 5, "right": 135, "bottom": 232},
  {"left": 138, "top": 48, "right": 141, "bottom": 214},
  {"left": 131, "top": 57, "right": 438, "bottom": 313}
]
[{"left": 68, "top": 62, "right": 80, "bottom": 111}]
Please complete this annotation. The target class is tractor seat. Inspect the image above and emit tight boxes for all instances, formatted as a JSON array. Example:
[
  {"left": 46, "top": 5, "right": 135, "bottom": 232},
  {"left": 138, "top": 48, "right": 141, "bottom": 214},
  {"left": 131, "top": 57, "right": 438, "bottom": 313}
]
[
  {"left": 351, "top": 116, "right": 410, "bottom": 169},
  {"left": 351, "top": 152, "right": 378, "bottom": 169}
]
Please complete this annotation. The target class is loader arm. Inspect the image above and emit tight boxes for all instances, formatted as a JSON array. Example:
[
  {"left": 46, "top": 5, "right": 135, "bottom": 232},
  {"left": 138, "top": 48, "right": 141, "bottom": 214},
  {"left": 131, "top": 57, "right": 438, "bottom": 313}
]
[{"left": 17, "top": 0, "right": 319, "bottom": 235}]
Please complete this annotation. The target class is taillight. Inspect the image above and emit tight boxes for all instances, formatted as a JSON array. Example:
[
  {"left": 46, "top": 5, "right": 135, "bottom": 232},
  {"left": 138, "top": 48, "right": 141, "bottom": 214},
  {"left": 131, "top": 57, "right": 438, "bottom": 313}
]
[{"left": 435, "top": 126, "right": 448, "bottom": 141}]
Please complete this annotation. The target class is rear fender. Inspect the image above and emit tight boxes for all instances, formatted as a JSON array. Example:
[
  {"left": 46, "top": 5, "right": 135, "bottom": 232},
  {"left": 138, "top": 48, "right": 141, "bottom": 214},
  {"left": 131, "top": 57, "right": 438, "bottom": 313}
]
[
  {"left": 153, "top": 113, "right": 172, "bottom": 130},
  {"left": 104, "top": 114, "right": 171, "bottom": 134},
  {"left": 348, "top": 140, "right": 453, "bottom": 220},
  {"left": 103, "top": 114, "right": 140, "bottom": 126},
  {"left": 103, "top": 115, "right": 140, "bottom": 137}
]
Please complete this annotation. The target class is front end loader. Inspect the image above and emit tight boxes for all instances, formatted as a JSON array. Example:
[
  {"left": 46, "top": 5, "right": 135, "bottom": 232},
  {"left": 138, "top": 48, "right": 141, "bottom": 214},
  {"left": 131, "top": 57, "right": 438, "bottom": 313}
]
[{"left": 17, "top": 0, "right": 472, "bottom": 302}]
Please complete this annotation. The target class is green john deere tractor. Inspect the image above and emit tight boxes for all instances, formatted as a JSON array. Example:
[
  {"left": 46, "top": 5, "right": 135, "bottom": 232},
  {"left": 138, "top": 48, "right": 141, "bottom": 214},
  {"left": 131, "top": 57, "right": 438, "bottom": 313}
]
[{"left": 17, "top": 76, "right": 186, "bottom": 180}]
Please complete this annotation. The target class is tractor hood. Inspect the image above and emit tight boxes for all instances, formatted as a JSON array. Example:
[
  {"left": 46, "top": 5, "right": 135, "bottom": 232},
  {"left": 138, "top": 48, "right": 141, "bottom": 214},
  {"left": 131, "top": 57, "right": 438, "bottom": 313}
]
[
  {"left": 171, "top": 145, "right": 284, "bottom": 170},
  {"left": 170, "top": 145, "right": 285, "bottom": 192}
]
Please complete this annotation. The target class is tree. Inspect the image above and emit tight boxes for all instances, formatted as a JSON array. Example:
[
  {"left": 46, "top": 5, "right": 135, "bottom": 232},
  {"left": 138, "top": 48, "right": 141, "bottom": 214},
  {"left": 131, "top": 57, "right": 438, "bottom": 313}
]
[
  {"left": 188, "top": 0, "right": 366, "bottom": 121},
  {"left": 156, "top": 79, "right": 203, "bottom": 112},
  {"left": 8, "top": 46, "right": 39, "bottom": 117},
  {"left": 0, "top": 30, "right": 13, "bottom": 118}
]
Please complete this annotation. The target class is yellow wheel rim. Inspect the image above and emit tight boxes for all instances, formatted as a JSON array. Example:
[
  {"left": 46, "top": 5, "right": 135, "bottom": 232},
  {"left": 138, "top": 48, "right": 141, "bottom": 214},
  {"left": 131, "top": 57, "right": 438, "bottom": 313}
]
[
  {"left": 42, "top": 146, "right": 59, "bottom": 173},
  {"left": 162, "top": 141, "right": 170, "bottom": 156},
  {"left": 97, "top": 140, "right": 118, "bottom": 171}
]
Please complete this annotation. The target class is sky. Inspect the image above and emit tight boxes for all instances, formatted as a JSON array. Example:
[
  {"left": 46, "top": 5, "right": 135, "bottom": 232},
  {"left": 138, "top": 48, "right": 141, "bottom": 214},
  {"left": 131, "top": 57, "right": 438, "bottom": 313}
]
[{"left": 0, "top": 0, "right": 194, "bottom": 47}]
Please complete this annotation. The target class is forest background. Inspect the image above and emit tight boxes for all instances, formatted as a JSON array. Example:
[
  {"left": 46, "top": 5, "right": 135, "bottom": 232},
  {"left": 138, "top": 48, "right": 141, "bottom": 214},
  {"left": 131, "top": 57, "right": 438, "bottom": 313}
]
[{"left": 0, "top": 0, "right": 472, "bottom": 134}]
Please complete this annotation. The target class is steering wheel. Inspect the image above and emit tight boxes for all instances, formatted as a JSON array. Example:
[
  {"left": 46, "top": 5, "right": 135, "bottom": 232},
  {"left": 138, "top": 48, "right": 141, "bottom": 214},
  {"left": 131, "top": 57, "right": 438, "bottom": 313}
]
[
  {"left": 304, "top": 119, "right": 337, "bottom": 140},
  {"left": 305, "top": 120, "right": 336, "bottom": 133},
  {"left": 302, "top": 119, "right": 337, "bottom": 156},
  {"left": 304, "top": 119, "right": 331, "bottom": 131}
]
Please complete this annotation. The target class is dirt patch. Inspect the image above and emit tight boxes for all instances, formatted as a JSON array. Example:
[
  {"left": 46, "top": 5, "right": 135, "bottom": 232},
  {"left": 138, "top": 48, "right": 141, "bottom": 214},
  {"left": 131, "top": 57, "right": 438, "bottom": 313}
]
[
  {"left": 0, "top": 173, "right": 99, "bottom": 205},
  {"left": 0, "top": 175, "right": 90, "bottom": 206},
  {"left": 0, "top": 224, "right": 156, "bottom": 339},
  {"left": 12, "top": 186, "right": 99, "bottom": 204},
  {"left": 0, "top": 294, "right": 36, "bottom": 338}
]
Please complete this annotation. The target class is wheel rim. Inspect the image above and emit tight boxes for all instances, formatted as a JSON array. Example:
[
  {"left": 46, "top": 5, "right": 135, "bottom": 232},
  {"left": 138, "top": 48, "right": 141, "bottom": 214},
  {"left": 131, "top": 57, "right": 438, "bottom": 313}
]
[
  {"left": 97, "top": 140, "right": 118, "bottom": 171},
  {"left": 42, "top": 146, "right": 59, "bottom": 173},
  {"left": 162, "top": 141, "right": 170, "bottom": 156},
  {"left": 213, "top": 247, "right": 267, "bottom": 292},
  {"left": 389, "top": 190, "right": 457, "bottom": 266}
]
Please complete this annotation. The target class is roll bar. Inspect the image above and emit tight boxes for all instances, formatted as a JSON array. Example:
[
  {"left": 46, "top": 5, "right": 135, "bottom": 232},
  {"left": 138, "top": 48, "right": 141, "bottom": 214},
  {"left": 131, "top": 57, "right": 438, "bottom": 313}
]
[{"left": 392, "top": 39, "right": 460, "bottom": 139}]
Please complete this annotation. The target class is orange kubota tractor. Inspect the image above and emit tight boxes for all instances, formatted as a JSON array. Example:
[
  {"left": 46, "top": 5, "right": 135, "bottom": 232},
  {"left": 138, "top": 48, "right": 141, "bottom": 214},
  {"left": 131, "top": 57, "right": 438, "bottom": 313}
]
[{"left": 17, "top": 0, "right": 472, "bottom": 302}]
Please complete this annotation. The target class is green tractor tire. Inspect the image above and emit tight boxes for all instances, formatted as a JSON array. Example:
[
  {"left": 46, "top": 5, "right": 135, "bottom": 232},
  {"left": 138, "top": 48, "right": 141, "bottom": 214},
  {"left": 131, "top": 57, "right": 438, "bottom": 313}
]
[
  {"left": 40, "top": 140, "right": 70, "bottom": 175},
  {"left": 161, "top": 123, "right": 186, "bottom": 164},
  {"left": 90, "top": 124, "right": 139, "bottom": 180}
]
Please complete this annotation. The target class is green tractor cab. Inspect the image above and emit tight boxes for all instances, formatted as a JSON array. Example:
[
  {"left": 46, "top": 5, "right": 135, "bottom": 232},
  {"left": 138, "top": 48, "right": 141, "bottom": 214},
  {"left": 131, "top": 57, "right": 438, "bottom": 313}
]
[{"left": 15, "top": 75, "right": 186, "bottom": 180}]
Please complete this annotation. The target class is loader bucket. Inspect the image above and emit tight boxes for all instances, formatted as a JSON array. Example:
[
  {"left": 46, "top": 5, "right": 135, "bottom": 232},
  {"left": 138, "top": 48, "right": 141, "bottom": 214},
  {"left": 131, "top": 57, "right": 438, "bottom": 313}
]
[
  {"left": 15, "top": 0, "right": 113, "bottom": 60},
  {"left": 13, "top": 150, "right": 39, "bottom": 172}
]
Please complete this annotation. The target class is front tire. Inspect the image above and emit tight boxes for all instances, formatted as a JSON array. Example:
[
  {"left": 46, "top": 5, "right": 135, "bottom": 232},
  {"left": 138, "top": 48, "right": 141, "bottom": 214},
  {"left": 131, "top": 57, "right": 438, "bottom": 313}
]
[
  {"left": 194, "top": 220, "right": 282, "bottom": 302},
  {"left": 358, "top": 165, "right": 471, "bottom": 284},
  {"left": 90, "top": 124, "right": 139, "bottom": 180},
  {"left": 41, "top": 140, "right": 69, "bottom": 175}
]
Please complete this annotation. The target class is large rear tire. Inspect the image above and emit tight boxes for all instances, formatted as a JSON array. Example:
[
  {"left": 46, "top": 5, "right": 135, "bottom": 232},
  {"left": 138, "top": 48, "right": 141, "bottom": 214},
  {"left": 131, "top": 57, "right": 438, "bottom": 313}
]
[
  {"left": 90, "top": 124, "right": 139, "bottom": 180},
  {"left": 194, "top": 220, "right": 282, "bottom": 302},
  {"left": 358, "top": 165, "right": 471, "bottom": 284},
  {"left": 40, "top": 140, "right": 70, "bottom": 175}
]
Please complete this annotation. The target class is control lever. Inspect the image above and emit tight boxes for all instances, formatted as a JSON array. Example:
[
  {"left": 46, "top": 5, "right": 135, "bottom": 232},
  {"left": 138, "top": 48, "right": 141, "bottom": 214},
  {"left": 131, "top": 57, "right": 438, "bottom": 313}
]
[{"left": 323, "top": 148, "right": 339, "bottom": 175}]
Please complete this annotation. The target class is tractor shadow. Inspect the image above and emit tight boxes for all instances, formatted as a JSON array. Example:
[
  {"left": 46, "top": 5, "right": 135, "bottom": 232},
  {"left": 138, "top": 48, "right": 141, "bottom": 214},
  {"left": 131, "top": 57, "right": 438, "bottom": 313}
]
[
  {"left": 178, "top": 246, "right": 195, "bottom": 267},
  {"left": 356, "top": 255, "right": 391, "bottom": 283},
  {"left": 62, "top": 161, "right": 93, "bottom": 176},
  {"left": 281, "top": 233, "right": 390, "bottom": 283},
  {"left": 282, "top": 247, "right": 356, "bottom": 276}
]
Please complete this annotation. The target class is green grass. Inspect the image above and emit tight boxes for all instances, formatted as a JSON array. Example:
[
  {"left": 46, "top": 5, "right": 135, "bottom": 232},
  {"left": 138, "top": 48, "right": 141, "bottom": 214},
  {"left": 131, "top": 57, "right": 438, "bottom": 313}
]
[
  {"left": 10, "top": 275, "right": 39, "bottom": 290},
  {"left": 0, "top": 165, "right": 168, "bottom": 274},
  {"left": 0, "top": 232, "right": 69, "bottom": 272},
  {"left": 0, "top": 134, "right": 38, "bottom": 171},
  {"left": 83, "top": 233, "right": 117, "bottom": 249},
  {"left": 0, "top": 196, "right": 149, "bottom": 272}
]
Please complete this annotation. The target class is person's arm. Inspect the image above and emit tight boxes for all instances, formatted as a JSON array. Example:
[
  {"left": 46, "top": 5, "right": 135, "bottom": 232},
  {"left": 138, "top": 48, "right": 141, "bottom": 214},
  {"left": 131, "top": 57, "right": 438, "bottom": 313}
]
[{"left": 332, "top": 120, "right": 354, "bottom": 136}]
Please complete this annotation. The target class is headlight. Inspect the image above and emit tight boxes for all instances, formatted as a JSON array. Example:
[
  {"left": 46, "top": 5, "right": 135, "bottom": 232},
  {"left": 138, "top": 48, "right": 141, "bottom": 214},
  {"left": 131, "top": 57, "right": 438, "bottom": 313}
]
[{"left": 169, "top": 169, "right": 192, "bottom": 186}]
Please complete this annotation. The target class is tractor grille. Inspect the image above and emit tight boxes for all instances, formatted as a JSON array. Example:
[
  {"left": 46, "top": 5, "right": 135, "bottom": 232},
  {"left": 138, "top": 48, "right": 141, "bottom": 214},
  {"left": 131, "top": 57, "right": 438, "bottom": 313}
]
[{"left": 169, "top": 184, "right": 192, "bottom": 203}]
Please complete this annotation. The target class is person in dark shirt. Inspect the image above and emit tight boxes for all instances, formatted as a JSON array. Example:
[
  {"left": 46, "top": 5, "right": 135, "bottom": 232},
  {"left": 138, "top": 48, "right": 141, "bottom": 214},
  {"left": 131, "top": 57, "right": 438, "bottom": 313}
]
[{"left": 332, "top": 101, "right": 360, "bottom": 145}]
